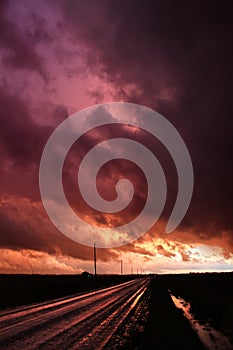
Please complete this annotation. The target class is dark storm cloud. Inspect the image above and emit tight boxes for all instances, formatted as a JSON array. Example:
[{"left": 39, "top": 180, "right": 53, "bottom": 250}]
[
  {"left": 0, "top": 0, "right": 232, "bottom": 271},
  {"left": 0, "top": 88, "right": 52, "bottom": 166},
  {"left": 60, "top": 0, "right": 233, "bottom": 235},
  {"left": 0, "top": 86, "right": 69, "bottom": 204},
  {"left": 0, "top": 0, "right": 48, "bottom": 79},
  {"left": 0, "top": 202, "right": 118, "bottom": 262},
  {"left": 0, "top": 211, "right": 51, "bottom": 253},
  {"left": 62, "top": 124, "right": 149, "bottom": 226},
  {"left": 157, "top": 244, "right": 176, "bottom": 258}
]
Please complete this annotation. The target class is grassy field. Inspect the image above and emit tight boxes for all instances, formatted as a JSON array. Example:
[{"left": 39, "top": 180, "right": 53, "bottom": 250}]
[
  {"left": 139, "top": 277, "right": 206, "bottom": 350},
  {"left": 161, "top": 272, "right": 233, "bottom": 341},
  {"left": 138, "top": 272, "right": 233, "bottom": 349}
]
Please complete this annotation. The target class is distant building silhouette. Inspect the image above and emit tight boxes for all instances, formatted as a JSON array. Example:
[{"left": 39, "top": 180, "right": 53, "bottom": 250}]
[{"left": 81, "top": 271, "right": 91, "bottom": 278}]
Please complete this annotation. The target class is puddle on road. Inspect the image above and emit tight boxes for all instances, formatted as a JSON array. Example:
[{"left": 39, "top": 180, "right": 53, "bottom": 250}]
[{"left": 170, "top": 293, "right": 232, "bottom": 350}]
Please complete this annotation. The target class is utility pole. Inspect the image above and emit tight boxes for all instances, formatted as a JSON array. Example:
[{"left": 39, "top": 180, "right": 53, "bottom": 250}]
[
  {"left": 121, "top": 260, "right": 123, "bottom": 275},
  {"left": 94, "top": 242, "right": 97, "bottom": 276}
]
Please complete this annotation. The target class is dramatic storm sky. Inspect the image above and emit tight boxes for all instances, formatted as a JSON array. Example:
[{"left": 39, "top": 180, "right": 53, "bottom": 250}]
[{"left": 0, "top": 0, "right": 233, "bottom": 274}]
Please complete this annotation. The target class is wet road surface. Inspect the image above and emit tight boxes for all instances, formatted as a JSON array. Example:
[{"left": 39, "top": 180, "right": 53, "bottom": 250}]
[{"left": 0, "top": 278, "right": 149, "bottom": 350}]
